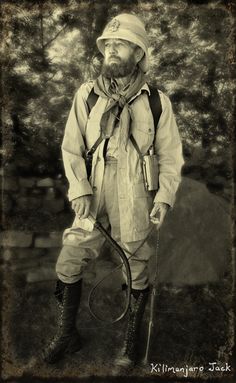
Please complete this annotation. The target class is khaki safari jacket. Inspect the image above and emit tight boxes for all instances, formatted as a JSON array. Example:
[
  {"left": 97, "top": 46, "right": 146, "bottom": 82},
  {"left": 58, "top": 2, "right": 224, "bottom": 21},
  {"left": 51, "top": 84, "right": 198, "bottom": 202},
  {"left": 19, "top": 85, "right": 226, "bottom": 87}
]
[{"left": 62, "top": 81, "right": 184, "bottom": 242}]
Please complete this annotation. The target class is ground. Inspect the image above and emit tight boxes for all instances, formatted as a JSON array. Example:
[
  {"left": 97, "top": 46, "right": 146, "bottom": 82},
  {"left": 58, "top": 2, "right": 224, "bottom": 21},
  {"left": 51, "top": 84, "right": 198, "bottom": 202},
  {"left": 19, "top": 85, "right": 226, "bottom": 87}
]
[{"left": 2, "top": 255, "right": 235, "bottom": 382}]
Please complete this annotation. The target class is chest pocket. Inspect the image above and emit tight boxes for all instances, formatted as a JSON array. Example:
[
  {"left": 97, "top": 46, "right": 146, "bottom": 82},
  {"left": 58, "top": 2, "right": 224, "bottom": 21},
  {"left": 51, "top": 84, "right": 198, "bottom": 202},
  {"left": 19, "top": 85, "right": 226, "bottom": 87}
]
[
  {"left": 129, "top": 93, "right": 155, "bottom": 155},
  {"left": 131, "top": 121, "right": 155, "bottom": 155}
]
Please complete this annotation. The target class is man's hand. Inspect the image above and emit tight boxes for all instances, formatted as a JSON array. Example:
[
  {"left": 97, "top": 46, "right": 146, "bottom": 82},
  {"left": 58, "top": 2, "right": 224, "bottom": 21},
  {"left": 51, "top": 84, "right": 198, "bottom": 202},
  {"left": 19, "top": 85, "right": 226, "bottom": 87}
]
[
  {"left": 150, "top": 202, "right": 169, "bottom": 230},
  {"left": 71, "top": 195, "right": 92, "bottom": 219}
]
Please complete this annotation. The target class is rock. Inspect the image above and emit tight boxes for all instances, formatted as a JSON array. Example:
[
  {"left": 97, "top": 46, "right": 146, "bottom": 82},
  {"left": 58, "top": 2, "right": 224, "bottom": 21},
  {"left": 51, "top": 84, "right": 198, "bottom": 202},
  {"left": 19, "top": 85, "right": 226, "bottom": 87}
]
[
  {"left": 11, "top": 258, "right": 41, "bottom": 271},
  {"left": 3, "top": 163, "right": 18, "bottom": 175},
  {"left": 1, "top": 194, "right": 13, "bottom": 213},
  {"left": 19, "top": 177, "right": 36, "bottom": 188},
  {"left": 1, "top": 177, "right": 18, "bottom": 191},
  {"left": 16, "top": 197, "right": 42, "bottom": 211},
  {"left": 148, "top": 177, "right": 231, "bottom": 285},
  {"left": 7, "top": 248, "right": 46, "bottom": 260},
  {"left": 26, "top": 267, "right": 57, "bottom": 283},
  {"left": 2, "top": 249, "right": 12, "bottom": 261},
  {"left": 34, "top": 232, "right": 62, "bottom": 248},
  {"left": 0, "top": 231, "right": 33, "bottom": 248},
  {"left": 54, "top": 179, "right": 68, "bottom": 195},
  {"left": 42, "top": 198, "right": 64, "bottom": 213},
  {"left": 44, "top": 187, "right": 56, "bottom": 200},
  {"left": 31, "top": 187, "right": 44, "bottom": 196},
  {"left": 36, "top": 178, "right": 54, "bottom": 187},
  {"left": 45, "top": 248, "right": 60, "bottom": 259},
  {"left": 19, "top": 187, "right": 29, "bottom": 197}
]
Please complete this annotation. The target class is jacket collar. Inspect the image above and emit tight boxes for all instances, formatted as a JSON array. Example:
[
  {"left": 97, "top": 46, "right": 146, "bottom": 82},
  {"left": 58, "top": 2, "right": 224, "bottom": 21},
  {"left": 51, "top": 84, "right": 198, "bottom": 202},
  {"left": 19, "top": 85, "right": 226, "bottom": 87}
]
[{"left": 128, "top": 82, "right": 150, "bottom": 104}]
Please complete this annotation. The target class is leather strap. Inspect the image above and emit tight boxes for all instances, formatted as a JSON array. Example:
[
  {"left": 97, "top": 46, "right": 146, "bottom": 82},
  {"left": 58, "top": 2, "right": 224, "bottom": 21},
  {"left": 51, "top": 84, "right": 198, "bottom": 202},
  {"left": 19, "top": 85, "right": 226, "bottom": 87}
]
[
  {"left": 129, "top": 87, "right": 162, "bottom": 157},
  {"left": 86, "top": 87, "right": 99, "bottom": 114}
]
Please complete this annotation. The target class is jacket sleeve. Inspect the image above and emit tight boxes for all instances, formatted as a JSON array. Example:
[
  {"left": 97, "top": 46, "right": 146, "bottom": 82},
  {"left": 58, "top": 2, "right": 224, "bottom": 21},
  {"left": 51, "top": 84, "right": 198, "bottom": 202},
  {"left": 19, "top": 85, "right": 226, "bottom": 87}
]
[
  {"left": 61, "top": 82, "right": 94, "bottom": 201},
  {"left": 153, "top": 91, "right": 185, "bottom": 208}
]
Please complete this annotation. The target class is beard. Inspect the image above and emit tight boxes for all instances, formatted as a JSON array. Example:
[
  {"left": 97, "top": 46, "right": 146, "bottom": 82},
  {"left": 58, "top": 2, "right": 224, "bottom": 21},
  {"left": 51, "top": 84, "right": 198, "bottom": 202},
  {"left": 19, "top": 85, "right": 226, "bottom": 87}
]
[{"left": 101, "top": 54, "right": 137, "bottom": 78}]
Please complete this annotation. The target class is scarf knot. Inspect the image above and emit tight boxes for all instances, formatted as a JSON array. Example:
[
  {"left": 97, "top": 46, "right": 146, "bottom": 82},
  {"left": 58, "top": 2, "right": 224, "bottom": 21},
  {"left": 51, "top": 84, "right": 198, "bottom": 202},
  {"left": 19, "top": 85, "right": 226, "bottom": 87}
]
[
  {"left": 118, "top": 95, "right": 127, "bottom": 108},
  {"left": 94, "top": 69, "right": 146, "bottom": 149}
]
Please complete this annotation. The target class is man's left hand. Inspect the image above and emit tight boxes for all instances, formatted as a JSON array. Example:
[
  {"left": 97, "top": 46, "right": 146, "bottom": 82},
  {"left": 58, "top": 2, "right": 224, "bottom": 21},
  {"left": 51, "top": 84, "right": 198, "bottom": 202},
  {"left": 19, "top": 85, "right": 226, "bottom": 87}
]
[{"left": 150, "top": 202, "right": 169, "bottom": 230}]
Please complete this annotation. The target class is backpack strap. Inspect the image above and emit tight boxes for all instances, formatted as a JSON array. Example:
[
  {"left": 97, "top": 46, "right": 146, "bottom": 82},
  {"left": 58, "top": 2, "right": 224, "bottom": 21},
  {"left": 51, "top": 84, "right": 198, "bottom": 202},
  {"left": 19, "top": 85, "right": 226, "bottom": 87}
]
[
  {"left": 129, "top": 86, "right": 162, "bottom": 157},
  {"left": 86, "top": 87, "right": 99, "bottom": 114},
  {"left": 85, "top": 87, "right": 101, "bottom": 155},
  {"left": 147, "top": 85, "right": 162, "bottom": 135}
]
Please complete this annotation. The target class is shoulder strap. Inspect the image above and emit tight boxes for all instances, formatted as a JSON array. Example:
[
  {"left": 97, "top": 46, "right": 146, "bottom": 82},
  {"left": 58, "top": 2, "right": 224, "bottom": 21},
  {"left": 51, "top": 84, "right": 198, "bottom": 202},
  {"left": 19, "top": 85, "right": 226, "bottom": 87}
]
[
  {"left": 130, "top": 86, "right": 162, "bottom": 157},
  {"left": 147, "top": 85, "right": 162, "bottom": 132},
  {"left": 86, "top": 87, "right": 99, "bottom": 114},
  {"left": 85, "top": 87, "right": 100, "bottom": 154}
]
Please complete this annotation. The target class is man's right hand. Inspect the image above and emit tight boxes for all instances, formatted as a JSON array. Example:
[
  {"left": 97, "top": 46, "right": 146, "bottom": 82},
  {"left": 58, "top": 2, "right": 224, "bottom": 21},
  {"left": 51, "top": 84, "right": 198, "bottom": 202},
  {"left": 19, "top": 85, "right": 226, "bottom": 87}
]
[{"left": 71, "top": 195, "right": 92, "bottom": 219}]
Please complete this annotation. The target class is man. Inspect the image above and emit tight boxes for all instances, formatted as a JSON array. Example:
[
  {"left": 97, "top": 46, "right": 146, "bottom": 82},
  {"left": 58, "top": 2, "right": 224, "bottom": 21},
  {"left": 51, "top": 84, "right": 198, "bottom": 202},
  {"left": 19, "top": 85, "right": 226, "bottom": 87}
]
[{"left": 43, "top": 13, "right": 184, "bottom": 369}]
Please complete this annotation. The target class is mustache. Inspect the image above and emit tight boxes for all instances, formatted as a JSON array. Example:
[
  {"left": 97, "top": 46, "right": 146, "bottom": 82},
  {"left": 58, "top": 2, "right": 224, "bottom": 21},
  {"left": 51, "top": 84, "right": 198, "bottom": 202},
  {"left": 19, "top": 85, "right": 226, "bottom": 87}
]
[{"left": 108, "top": 55, "right": 120, "bottom": 60}]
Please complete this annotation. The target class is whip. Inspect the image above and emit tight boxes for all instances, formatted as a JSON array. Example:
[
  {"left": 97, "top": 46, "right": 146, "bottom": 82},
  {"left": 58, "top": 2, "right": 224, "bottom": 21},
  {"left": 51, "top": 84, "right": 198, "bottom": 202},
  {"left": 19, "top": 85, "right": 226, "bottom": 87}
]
[
  {"left": 87, "top": 215, "right": 132, "bottom": 323},
  {"left": 86, "top": 215, "right": 156, "bottom": 324}
]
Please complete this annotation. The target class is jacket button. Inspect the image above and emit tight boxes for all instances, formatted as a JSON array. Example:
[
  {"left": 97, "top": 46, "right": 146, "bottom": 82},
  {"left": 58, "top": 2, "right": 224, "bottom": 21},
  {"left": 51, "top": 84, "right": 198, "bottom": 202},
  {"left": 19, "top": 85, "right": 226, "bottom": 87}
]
[
  {"left": 97, "top": 157, "right": 101, "bottom": 162},
  {"left": 93, "top": 186, "right": 97, "bottom": 191}
]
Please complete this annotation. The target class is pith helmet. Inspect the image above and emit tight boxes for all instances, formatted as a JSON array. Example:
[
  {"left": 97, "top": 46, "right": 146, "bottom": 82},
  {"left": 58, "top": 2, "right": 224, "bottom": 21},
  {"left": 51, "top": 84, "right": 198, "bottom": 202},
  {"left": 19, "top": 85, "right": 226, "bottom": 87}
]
[{"left": 96, "top": 13, "right": 149, "bottom": 73}]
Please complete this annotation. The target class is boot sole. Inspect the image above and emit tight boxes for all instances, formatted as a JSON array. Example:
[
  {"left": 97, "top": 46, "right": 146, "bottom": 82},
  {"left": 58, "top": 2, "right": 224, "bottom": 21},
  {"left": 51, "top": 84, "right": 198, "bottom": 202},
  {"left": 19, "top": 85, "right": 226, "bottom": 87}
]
[{"left": 43, "top": 332, "right": 82, "bottom": 364}]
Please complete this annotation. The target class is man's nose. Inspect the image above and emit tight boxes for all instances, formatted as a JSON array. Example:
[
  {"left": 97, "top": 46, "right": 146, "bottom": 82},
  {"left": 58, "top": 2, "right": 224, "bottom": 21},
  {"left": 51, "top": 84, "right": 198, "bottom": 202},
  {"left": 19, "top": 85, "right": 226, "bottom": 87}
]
[{"left": 108, "top": 43, "right": 117, "bottom": 54}]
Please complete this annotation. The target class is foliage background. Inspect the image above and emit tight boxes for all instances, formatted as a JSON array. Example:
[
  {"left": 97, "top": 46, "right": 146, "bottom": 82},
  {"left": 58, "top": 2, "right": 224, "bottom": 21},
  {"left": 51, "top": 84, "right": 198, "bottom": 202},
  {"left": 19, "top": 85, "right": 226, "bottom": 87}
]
[{"left": 1, "top": 0, "right": 235, "bottom": 196}]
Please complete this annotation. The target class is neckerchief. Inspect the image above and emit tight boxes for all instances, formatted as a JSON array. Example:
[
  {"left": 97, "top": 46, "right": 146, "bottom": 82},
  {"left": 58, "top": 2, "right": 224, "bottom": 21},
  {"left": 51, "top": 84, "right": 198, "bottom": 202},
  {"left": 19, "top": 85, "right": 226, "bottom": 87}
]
[{"left": 93, "top": 69, "right": 146, "bottom": 149}]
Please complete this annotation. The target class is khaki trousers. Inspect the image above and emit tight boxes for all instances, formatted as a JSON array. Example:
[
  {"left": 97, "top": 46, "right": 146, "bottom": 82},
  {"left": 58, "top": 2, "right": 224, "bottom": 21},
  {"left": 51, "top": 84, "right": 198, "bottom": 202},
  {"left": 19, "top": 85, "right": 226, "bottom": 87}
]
[{"left": 56, "top": 158, "right": 153, "bottom": 290}]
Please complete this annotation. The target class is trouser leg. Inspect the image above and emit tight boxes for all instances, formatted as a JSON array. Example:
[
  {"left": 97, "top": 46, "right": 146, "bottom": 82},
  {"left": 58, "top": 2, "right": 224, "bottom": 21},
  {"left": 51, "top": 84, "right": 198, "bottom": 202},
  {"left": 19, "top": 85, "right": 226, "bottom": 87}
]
[
  {"left": 121, "top": 240, "right": 152, "bottom": 290},
  {"left": 56, "top": 216, "right": 109, "bottom": 284},
  {"left": 43, "top": 190, "right": 109, "bottom": 363}
]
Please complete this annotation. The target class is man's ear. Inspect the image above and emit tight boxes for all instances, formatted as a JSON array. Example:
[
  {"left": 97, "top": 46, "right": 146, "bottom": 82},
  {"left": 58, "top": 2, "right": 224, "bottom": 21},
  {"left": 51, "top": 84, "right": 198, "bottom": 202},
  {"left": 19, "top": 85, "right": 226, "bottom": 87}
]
[{"left": 134, "top": 47, "right": 144, "bottom": 64}]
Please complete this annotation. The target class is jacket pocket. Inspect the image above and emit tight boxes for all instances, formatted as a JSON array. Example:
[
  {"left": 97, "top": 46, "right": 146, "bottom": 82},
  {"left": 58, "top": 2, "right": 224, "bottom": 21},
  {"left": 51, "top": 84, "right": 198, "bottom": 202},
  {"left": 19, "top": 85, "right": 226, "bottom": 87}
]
[
  {"left": 132, "top": 182, "right": 153, "bottom": 232},
  {"left": 131, "top": 122, "right": 154, "bottom": 154}
]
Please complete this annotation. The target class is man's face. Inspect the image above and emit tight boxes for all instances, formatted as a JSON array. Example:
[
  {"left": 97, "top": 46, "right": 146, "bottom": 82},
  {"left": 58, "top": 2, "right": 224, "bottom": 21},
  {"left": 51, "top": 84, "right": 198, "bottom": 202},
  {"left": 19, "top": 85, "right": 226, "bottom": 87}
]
[{"left": 101, "top": 38, "right": 139, "bottom": 78}]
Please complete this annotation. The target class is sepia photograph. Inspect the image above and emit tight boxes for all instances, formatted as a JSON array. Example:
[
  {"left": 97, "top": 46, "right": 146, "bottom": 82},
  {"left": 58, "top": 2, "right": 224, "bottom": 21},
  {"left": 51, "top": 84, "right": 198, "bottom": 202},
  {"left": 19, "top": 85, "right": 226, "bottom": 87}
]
[{"left": 1, "top": 0, "right": 235, "bottom": 382}]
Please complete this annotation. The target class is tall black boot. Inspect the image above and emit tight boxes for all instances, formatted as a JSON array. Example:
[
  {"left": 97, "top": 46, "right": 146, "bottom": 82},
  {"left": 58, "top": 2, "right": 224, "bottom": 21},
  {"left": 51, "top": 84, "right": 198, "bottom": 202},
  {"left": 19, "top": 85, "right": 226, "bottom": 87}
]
[
  {"left": 114, "top": 287, "right": 149, "bottom": 371},
  {"left": 43, "top": 279, "right": 82, "bottom": 364}
]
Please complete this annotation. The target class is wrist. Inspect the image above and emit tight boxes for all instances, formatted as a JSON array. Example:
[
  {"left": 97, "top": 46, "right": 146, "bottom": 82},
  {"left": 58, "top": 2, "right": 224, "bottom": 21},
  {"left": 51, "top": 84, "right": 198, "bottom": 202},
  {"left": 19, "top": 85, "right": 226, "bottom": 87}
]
[{"left": 155, "top": 202, "right": 169, "bottom": 209}]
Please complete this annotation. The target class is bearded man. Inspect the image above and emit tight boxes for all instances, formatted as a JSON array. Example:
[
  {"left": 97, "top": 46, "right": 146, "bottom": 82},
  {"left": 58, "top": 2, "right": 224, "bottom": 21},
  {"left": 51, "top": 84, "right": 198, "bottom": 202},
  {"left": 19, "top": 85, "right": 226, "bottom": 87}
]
[{"left": 43, "top": 13, "right": 184, "bottom": 369}]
